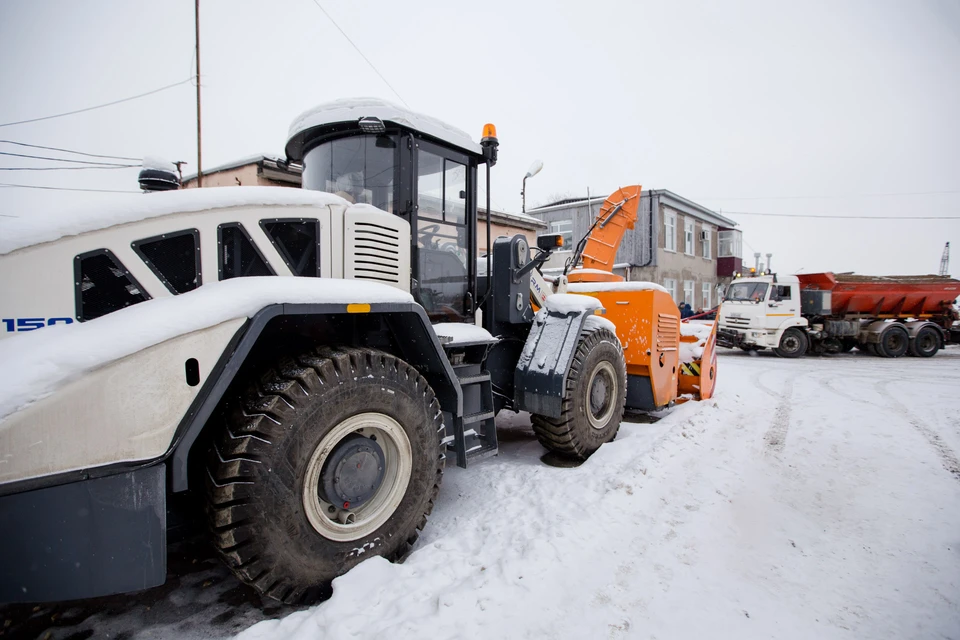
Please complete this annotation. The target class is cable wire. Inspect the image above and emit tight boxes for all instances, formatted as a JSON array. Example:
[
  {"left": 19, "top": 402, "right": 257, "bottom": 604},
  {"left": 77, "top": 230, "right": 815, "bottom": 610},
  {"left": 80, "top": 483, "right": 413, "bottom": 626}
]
[
  {"left": 0, "top": 151, "right": 138, "bottom": 167},
  {"left": 694, "top": 189, "right": 960, "bottom": 201},
  {"left": 0, "top": 140, "right": 141, "bottom": 162},
  {"left": 0, "top": 182, "right": 140, "bottom": 193},
  {"left": 725, "top": 210, "right": 960, "bottom": 220},
  {"left": 0, "top": 165, "right": 140, "bottom": 171},
  {"left": 0, "top": 77, "right": 194, "bottom": 128},
  {"left": 308, "top": 0, "right": 410, "bottom": 107}
]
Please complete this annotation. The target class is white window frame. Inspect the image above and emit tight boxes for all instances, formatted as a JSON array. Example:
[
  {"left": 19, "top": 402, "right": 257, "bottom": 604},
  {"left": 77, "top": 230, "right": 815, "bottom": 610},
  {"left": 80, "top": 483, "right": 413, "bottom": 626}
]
[
  {"left": 702, "top": 282, "right": 712, "bottom": 309},
  {"left": 663, "top": 278, "right": 677, "bottom": 302},
  {"left": 684, "top": 218, "right": 695, "bottom": 256},
  {"left": 550, "top": 219, "right": 573, "bottom": 246},
  {"left": 663, "top": 211, "right": 677, "bottom": 252},
  {"left": 702, "top": 224, "right": 712, "bottom": 260},
  {"left": 683, "top": 280, "right": 695, "bottom": 305}
]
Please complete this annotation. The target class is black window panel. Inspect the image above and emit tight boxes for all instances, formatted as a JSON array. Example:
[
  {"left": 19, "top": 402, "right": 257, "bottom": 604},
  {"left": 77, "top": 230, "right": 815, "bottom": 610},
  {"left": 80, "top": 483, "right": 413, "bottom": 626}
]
[
  {"left": 132, "top": 229, "right": 201, "bottom": 294},
  {"left": 260, "top": 219, "right": 320, "bottom": 277},
  {"left": 74, "top": 250, "right": 151, "bottom": 322},
  {"left": 218, "top": 223, "right": 275, "bottom": 280}
]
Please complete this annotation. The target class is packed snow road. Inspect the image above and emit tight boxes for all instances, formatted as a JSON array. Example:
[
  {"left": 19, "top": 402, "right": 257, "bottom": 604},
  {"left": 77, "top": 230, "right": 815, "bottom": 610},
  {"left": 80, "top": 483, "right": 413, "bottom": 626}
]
[{"left": 4, "top": 349, "right": 959, "bottom": 639}]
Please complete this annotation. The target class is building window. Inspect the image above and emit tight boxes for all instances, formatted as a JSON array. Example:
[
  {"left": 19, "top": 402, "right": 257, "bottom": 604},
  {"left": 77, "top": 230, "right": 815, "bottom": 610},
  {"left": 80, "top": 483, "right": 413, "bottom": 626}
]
[
  {"left": 718, "top": 229, "right": 742, "bottom": 258},
  {"left": 702, "top": 225, "right": 712, "bottom": 260},
  {"left": 551, "top": 219, "right": 573, "bottom": 246},
  {"left": 684, "top": 218, "right": 695, "bottom": 255},
  {"left": 663, "top": 278, "right": 677, "bottom": 302},
  {"left": 664, "top": 211, "right": 676, "bottom": 252},
  {"left": 702, "top": 282, "right": 712, "bottom": 309},
  {"left": 683, "top": 280, "right": 695, "bottom": 305}
]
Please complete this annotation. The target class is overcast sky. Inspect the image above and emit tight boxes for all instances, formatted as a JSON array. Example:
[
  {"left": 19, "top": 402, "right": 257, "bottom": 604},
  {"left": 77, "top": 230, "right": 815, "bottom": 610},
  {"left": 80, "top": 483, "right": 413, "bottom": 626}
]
[{"left": 1, "top": 0, "right": 958, "bottom": 276}]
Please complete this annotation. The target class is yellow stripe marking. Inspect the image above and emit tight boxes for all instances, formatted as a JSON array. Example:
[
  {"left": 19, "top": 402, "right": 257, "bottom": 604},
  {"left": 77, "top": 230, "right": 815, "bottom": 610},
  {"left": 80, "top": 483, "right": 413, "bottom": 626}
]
[{"left": 765, "top": 313, "right": 794, "bottom": 316}]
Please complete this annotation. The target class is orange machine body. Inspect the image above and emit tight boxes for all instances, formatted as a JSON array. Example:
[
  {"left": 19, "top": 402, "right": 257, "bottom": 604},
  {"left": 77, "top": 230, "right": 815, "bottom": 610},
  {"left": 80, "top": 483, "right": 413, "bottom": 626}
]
[{"left": 561, "top": 184, "right": 718, "bottom": 409}]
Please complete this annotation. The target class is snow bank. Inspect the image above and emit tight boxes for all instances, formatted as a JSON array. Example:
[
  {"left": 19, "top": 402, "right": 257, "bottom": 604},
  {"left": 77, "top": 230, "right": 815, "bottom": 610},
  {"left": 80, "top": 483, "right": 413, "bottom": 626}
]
[
  {"left": 0, "top": 278, "right": 413, "bottom": 421},
  {"left": 567, "top": 280, "right": 668, "bottom": 294},
  {"left": 0, "top": 187, "right": 347, "bottom": 255},
  {"left": 679, "top": 321, "right": 714, "bottom": 363},
  {"left": 288, "top": 97, "right": 482, "bottom": 156},
  {"left": 432, "top": 323, "right": 495, "bottom": 345},
  {"left": 544, "top": 293, "right": 602, "bottom": 314}
]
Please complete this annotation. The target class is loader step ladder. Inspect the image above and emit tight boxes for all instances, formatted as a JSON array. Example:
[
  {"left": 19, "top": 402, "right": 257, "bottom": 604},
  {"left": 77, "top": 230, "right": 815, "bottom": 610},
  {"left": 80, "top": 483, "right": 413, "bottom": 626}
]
[{"left": 436, "top": 331, "right": 499, "bottom": 469}]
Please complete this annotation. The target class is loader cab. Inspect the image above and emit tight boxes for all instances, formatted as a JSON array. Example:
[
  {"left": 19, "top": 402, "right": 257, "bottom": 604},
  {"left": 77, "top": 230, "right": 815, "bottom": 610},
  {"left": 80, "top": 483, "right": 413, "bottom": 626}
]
[{"left": 286, "top": 99, "right": 491, "bottom": 323}]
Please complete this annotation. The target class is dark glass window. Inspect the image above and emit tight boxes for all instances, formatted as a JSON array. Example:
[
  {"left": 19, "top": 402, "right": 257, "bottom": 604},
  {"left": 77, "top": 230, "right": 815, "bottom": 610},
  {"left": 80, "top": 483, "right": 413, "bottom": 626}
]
[
  {"left": 302, "top": 134, "right": 397, "bottom": 212},
  {"left": 260, "top": 219, "right": 320, "bottom": 277},
  {"left": 132, "top": 229, "right": 201, "bottom": 294},
  {"left": 218, "top": 223, "right": 275, "bottom": 280},
  {"left": 74, "top": 250, "right": 151, "bottom": 322}
]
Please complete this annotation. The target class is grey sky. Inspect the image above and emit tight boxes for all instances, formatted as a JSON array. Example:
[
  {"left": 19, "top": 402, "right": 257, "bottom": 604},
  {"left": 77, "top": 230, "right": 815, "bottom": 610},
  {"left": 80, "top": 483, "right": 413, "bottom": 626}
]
[{"left": 1, "top": 0, "right": 957, "bottom": 276}]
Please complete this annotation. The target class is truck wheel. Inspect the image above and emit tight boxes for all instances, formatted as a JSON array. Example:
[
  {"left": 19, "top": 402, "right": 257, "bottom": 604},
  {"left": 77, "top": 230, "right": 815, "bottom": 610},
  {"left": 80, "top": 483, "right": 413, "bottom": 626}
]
[
  {"left": 531, "top": 327, "right": 627, "bottom": 460},
  {"left": 206, "top": 347, "right": 443, "bottom": 604},
  {"left": 909, "top": 326, "right": 940, "bottom": 357},
  {"left": 775, "top": 328, "right": 808, "bottom": 358},
  {"left": 877, "top": 325, "right": 909, "bottom": 358}
]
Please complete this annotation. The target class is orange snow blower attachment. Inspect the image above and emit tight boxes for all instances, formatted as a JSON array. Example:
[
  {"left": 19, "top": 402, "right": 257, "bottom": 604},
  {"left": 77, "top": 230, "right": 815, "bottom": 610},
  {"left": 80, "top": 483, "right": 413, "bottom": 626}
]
[{"left": 562, "top": 184, "right": 719, "bottom": 410}]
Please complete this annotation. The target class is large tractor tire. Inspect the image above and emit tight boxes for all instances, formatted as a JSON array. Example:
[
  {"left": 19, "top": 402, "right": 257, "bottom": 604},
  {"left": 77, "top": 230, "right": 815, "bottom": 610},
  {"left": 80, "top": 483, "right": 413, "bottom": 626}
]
[
  {"left": 531, "top": 327, "right": 627, "bottom": 460},
  {"left": 206, "top": 347, "right": 444, "bottom": 604},
  {"left": 909, "top": 325, "right": 940, "bottom": 358},
  {"left": 775, "top": 328, "right": 808, "bottom": 358},
  {"left": 876, "top": 325, "right": 909, "bottom": 358}
]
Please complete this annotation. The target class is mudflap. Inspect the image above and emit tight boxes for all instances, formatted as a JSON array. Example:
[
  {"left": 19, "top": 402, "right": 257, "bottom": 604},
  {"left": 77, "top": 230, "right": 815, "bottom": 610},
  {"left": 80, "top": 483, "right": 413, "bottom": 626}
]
[
  {"left": 514, "top": 307, "right": 592, "bottom": 419},
  {"left": 678, "top": 321, "right": 719, "bottom": 401}
]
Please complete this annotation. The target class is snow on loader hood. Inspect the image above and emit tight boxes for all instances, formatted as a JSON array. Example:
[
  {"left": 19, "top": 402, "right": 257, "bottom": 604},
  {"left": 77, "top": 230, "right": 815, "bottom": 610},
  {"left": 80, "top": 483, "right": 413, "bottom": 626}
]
[{"left": 0, "top": 278, "right": 413, "bottom": 422}]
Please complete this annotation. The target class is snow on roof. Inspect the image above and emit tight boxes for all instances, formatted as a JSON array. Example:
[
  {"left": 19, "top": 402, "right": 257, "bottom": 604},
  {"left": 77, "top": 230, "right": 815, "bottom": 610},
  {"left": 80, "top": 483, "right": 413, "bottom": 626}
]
[
  {"left": 0, "top": 186, "right": 347, "bottom": 256},
  {"left": 0, "top": 277, "right": 414, "bottom": 422},
  {"left": 567, "top": 281, "right": 669, "bottom": 294},
  {"left": 288, "top": 97, "right": 482, "bottom": 158}
]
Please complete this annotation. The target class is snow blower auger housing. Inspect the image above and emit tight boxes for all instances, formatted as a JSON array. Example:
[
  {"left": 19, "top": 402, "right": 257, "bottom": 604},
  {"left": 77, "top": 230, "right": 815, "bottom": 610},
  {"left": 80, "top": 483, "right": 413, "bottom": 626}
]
[{"left": 0, "top": 98, "right": 627, "bottom": 605}]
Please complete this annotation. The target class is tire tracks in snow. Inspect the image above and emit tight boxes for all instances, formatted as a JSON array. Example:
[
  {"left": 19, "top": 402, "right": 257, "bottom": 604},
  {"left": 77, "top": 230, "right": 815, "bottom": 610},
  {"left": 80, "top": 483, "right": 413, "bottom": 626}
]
[
  {"left": 763, "top": 374, "right": 796, "bottom": 454},
  {"left": 876, "top": 379, "right": 960, "bottom": 482}
]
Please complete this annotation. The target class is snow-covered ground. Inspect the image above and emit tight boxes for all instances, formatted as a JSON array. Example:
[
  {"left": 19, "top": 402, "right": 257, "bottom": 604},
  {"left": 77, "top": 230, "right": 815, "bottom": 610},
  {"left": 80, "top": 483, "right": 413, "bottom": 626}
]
[{"left": 5, "top": 350, "right": 959, "bottom": 639}]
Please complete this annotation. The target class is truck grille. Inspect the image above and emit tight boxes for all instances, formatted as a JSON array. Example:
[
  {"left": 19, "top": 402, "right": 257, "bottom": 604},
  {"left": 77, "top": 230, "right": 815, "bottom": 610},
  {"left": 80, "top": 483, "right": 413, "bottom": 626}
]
[
  {"left": 349, "top": 222, "right": 401, "bottom": 284},
  {"left": 657, "top": 313, "right": 679, "bottom": 351},
  {"left": 724, "top": 316, "right": 751, "bottom": 327}
]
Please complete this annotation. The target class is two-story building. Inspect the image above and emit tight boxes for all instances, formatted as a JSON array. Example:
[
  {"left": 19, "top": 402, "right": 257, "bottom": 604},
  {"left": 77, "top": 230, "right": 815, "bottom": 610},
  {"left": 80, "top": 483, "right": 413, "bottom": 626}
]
[{"left": 529, "top": 189, "right": 742, "bottom": 311}]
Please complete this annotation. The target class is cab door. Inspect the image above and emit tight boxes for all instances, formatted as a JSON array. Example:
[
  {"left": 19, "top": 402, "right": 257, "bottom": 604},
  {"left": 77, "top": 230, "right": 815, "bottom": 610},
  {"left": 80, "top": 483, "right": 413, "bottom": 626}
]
[
  {"left": 764, "top": 283, "right": 799, "bottom": 332},
  {"left": 412, "top": 139, "right": 475, "bottom": 322}
]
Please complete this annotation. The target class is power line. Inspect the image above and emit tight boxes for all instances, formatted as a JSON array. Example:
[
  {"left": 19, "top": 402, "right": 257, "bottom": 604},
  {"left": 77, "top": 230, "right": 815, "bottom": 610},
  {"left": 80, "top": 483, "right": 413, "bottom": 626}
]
[
  {"left": 308, "top": 0, "right": 410, "bottom": 108},
  {"left": 0, "top": 77, "right": 194, "bottom": 128},
  {"left": 0, "top": 151, "right": 138, "bottom": 167},
  {"left": 0, "top": 165, "right": 139, "bottom": 171},
  {"left": 724, "top": 210, "right": 960, "bottom": 220},
  {"left": 0, "top": 182, "right": 140, "bottom": 193},
  {"left": 0, "top": 140, "right": 141, "bottom": 162},
  {"left": 695, "top": 189, "right": 960, "bottom": 201}
]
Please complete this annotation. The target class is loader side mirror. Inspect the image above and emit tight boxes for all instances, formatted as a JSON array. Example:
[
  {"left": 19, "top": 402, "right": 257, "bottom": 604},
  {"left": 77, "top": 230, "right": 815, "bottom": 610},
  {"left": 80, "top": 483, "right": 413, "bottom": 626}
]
[{"left": 537, "top": 234, "right": 564, "bottom": 252}]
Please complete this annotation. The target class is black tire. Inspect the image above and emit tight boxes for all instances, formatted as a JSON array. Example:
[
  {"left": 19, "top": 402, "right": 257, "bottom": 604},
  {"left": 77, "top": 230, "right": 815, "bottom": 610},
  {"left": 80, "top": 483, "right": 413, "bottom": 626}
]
[
  {"left": 206, "top": 347, "right": 443, "bottom": 604},
  {"left": 877, "top": 325, "right": 909, "bottom": 358},
  {"left": 909, "top": 325, "right": 940, "bottom": 357},
  {"left": 775, "top": 328, "right": 808, "bottom": 358},
  {"left": 531, "top": 328, "right": 627, "bottom": 460}
]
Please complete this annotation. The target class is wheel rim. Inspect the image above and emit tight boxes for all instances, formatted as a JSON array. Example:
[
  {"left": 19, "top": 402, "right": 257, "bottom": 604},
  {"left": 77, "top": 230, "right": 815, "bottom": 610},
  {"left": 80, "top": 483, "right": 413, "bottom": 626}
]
[
  {"left": 782, "top": 334, "right": 800, "bottom": 354},
  {"left": 586, "top": 361, "right": 617, "bottom": 429},
  {"left": 884, "top": 330, "right": 906, "bottom": 354},
  {"left": 917, "top": 331, "right": 936, "bottom": 353},
  {"left": 302, "top": 413, "right": 412, "bottom": 542}
]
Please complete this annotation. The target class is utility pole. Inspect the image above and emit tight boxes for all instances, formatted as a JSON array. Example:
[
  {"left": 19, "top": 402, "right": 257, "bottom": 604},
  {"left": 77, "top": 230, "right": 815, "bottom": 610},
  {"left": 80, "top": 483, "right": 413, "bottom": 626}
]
[
  {"left": 940, "top": 242, "right": 950, "bottom": 277},
  {"left": 195, "top": 0, "right": 203, "bottom": 187}
]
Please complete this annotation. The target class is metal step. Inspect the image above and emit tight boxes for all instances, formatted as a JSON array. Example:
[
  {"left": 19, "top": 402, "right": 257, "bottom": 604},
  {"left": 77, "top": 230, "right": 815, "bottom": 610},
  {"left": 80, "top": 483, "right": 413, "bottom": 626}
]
[
  {"left": 462, "top": 410, "right": 495, "bottom": 425},
  {"left": 457, "top": 373, "right": 491, "bottom": 386}
]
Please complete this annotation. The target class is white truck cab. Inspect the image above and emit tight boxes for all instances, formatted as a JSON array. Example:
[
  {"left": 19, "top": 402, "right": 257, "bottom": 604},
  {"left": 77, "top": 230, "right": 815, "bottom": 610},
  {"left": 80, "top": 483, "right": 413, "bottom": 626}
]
[{"left": 717, "top": 275, "right": 808, "bottom": 354}]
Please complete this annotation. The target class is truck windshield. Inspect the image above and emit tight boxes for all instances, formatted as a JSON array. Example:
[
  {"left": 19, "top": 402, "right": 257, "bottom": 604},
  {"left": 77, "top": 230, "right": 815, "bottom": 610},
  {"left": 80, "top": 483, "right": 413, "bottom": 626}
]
[
  {"left": 725, "top": 282, "right": 768, "bottom": 302},
  {"left": 302, "top": 134, "right": 397, "bottom": 212}
]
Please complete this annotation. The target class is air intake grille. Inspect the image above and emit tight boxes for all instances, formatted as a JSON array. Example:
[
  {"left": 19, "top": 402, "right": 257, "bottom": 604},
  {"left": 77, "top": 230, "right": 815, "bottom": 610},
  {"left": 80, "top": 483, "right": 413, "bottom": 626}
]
[
  {"left": 350, "top": 221, "right": 401, "bottom": 283},
  {"left": 657, "top": 313, "right": 679, "bottom": 351}
]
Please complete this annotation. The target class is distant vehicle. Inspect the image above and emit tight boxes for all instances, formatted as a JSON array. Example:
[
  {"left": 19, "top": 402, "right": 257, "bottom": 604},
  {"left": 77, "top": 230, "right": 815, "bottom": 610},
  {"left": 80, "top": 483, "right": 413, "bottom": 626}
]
[{"left": 716, "top": 272, "right": 960, "bottom": 358}]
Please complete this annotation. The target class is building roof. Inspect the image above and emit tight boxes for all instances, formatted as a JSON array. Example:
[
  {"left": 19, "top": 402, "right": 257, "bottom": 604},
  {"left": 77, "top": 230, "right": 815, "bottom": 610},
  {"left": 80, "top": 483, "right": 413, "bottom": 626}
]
[
  {"left": 530, "top": 189, "right": 738, "bottom": 228},
  {"left": 479, "top": 207, "right": 547, "bottom": 230},
  {"left": 287, "top": 97, "right": 483, "bottom": 159},
  {"left": 182, "top": 154, "right": 302, "bottom": 184}
]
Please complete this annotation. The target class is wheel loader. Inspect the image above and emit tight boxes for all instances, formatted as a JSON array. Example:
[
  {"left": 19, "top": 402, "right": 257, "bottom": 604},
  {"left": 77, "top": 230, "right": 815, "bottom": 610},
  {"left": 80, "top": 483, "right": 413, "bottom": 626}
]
[{"left": 0, "top": 97, "right": 716, "bottom": 605}]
